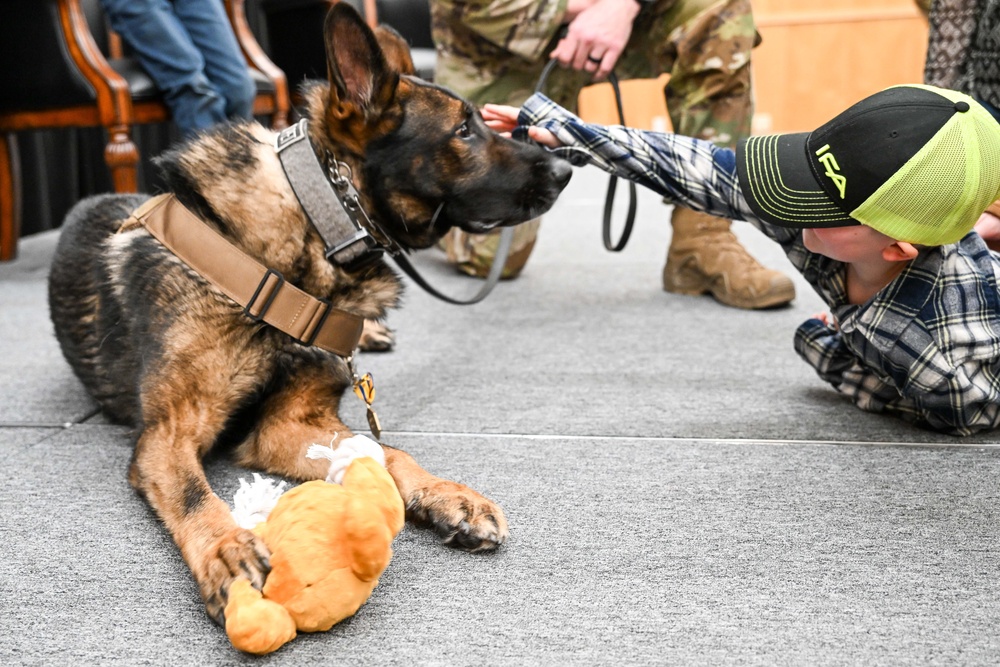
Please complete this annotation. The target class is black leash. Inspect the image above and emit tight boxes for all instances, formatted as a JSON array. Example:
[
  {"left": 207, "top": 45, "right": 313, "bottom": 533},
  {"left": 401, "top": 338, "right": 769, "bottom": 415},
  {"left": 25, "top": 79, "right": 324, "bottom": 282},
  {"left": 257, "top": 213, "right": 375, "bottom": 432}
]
[
  {"left": 391, "top": 225, "right": 513, "bottom": 305},
  {"left": 535, "top": 59, "right": 637, "bottom": 252}
]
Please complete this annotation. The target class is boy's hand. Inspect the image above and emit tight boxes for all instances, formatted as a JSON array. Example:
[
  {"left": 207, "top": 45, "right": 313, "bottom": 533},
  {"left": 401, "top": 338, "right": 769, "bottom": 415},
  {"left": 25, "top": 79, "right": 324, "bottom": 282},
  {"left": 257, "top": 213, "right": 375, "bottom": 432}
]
[
  {"left": 480, "top": 105, "right": 519, "bottom": 134},
  {"left": 812, "top": 312, "right": 838, "bottom": 330},
  {"left": 974, "top": 210, "right": 1000, "bottom": 252},
  {"left": 481, "top": 104, "right": 562, "bottom": 148}
]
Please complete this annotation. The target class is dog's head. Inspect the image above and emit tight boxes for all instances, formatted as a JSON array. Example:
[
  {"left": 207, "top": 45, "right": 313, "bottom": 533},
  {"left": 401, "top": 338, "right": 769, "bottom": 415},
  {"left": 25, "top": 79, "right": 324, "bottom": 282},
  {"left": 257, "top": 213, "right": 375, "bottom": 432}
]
[{"left": 307, "top": 3, "right": 572, "bottom": 250}]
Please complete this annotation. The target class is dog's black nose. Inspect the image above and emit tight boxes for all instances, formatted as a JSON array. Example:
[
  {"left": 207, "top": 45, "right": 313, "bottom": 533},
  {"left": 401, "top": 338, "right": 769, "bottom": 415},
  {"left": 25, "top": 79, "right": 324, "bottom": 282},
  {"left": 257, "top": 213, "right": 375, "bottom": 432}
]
[{"left": 550, "top": 158, "right": 572, "bottom": 189}]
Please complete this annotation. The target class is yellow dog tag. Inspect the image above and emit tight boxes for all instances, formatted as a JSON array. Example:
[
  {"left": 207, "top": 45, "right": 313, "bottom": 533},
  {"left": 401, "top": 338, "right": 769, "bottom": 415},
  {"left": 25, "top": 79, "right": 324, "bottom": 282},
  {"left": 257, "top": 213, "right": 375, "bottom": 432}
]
[
  {"left": 353, "top": 372, "right": 376, "bottom": 405},
  {"left": 352, "top": 372, "right": 382, "bottom": 440},
  {"left": 366, "top": 408, "right": 382, "bottom": 441}
]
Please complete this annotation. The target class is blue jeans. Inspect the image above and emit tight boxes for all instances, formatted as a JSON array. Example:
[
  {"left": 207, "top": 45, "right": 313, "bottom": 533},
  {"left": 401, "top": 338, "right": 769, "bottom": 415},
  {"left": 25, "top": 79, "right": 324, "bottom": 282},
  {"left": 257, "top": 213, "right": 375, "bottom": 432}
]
[{"left": 100, "top": 0, "right": 255, "bottom": 136}]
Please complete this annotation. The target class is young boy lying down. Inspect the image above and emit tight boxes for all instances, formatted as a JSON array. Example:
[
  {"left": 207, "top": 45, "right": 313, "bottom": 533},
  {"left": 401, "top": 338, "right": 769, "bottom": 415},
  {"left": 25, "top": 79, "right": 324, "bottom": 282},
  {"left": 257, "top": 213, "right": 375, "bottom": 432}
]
[{"left": 486, "top": 84, "right": 1000, "bottom": 436}]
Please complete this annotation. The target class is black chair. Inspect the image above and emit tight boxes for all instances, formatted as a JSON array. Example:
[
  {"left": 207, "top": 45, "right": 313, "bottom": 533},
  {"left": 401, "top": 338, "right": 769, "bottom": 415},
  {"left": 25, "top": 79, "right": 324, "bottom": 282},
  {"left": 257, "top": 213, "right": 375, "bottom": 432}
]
[{"left": 0, "top": 0, "right": 289, "bottom": 260}]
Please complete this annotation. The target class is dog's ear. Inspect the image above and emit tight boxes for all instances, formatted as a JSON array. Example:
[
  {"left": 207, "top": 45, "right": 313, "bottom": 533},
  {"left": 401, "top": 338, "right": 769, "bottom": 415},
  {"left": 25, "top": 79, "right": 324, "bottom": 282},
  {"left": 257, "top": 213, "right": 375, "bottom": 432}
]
[
  {"left": 374, "top": 25, "right": 416, "bottom": 76},
  {"left": 324, "top": 3, "right": 398, "bottom": 117}
]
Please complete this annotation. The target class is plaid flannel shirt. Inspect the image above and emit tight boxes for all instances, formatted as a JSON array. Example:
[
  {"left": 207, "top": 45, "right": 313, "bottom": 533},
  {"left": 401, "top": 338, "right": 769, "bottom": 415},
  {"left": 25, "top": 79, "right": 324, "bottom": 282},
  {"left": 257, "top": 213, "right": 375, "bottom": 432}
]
[{"left": 520, "top": 93, "right": 1000, "bottom": 435}]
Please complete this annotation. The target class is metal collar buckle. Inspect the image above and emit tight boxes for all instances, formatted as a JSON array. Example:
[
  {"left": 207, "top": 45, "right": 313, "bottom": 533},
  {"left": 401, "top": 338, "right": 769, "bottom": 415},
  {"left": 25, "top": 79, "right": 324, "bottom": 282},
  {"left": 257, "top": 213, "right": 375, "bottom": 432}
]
[
  {"left": 274, "top": 119, "right": 308, "bottom": 153},
  {"left": 244, "top": 268, "right": 284, "bottom": 322}
]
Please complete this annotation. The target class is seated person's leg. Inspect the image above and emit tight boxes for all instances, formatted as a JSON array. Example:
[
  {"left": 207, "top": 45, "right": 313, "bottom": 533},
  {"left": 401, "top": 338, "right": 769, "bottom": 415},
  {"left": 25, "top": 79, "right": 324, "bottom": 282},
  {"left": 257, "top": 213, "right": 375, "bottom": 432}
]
[
  {"left": 101, "top": 0, "right": 228, "bottom": 136},
  {"left": 173, "top": 0, "right": 255, "bottom": 120}
]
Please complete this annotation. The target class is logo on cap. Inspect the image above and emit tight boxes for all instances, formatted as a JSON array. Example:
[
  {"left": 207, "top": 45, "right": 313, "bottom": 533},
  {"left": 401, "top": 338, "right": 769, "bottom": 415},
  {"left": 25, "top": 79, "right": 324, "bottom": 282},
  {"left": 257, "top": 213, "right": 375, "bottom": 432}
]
[{"left": 815, "top": 144, "right": 846, "bottom": 199}]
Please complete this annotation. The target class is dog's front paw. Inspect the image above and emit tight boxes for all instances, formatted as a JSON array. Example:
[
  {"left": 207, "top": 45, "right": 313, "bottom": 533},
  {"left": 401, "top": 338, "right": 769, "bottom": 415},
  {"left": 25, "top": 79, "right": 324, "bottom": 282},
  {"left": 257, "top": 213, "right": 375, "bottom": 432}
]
[
  {"left": 359, "top": 319, "right": 395, "bottom": 352},
  {"left": 407, "top": 481, "right": 508, "bottom": 552},
  {"left": 194, "top": 528, "right": 272, "bottom": 626}
]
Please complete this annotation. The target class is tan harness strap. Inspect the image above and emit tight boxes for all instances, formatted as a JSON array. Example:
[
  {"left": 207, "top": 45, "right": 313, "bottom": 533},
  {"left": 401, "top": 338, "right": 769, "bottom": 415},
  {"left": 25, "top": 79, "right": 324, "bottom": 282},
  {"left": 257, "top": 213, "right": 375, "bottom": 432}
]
[{"left": 129, "top": 194, "right": 363, "bottom": 358}]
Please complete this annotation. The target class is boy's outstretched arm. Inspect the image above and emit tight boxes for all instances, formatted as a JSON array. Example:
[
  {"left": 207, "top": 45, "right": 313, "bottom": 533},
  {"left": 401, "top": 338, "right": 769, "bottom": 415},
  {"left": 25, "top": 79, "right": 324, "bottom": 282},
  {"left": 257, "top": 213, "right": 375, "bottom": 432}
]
[{"left": 495, "top": 93, "right": 755, "bottom": 225}]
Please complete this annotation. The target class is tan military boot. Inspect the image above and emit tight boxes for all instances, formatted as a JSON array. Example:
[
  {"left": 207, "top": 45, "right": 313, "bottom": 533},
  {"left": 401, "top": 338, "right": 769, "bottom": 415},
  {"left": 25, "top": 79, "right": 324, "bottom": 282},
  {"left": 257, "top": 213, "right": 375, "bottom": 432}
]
[
  {"left": 439, "top": 219, "right": 542, "bottom": 279},
  {"left": 663, "top": 207, "right": 795, "bottom": 309}
]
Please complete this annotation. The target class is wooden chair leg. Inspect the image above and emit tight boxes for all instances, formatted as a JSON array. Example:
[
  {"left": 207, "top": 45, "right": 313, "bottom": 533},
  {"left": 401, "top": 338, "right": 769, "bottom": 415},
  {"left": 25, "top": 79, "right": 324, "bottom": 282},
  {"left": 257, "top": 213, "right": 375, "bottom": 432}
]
[
  {"left": 272, "top": 105, "right": 289, "bottom": 130},
  {"left": 0, "top": 132, "right": 22, "bottom": 261},
  {"left": 103, "top": 123, "right": 139, "bottom": 193}
]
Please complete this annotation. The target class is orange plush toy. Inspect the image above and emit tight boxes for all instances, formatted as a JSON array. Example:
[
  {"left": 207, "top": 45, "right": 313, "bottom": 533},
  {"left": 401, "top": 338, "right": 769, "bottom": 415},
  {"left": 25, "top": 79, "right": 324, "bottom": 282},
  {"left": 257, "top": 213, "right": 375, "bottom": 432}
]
[{"left": 224, "top": 435, "right": 404, "bottom": 655}]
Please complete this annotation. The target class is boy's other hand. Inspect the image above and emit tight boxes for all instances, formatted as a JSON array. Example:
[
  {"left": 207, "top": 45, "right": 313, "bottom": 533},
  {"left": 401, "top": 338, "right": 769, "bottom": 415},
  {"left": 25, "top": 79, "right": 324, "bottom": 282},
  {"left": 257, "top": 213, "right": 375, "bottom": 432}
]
[
  {"left": 974, "top": 210, "right": 1000, "bottom": 252},
  {"left": 812, "top": 312, "right": 838, "bottom": 330},
  {"left": 482, "top": 104, "right": 562, "bottom": 148}
]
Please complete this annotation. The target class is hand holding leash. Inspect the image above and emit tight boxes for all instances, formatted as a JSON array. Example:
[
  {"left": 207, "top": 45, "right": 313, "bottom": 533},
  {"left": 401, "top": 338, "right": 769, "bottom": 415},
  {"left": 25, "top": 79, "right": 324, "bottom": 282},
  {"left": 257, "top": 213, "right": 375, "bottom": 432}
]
[{"left": 550, "top": 0, "right": 641, "bottom": 80}]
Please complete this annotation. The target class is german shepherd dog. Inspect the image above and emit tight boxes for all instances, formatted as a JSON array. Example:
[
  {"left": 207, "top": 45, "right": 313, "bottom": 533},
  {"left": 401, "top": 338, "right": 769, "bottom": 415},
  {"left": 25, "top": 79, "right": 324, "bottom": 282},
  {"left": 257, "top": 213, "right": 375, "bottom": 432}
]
[{"left": 48, "top": 4, "right": 570, "bottom": 625}]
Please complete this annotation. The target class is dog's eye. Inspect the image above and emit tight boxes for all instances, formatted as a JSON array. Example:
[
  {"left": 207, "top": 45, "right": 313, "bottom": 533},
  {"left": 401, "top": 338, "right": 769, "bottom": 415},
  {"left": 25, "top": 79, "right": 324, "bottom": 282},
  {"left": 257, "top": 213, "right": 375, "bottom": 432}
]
[{"left": 455, "top": 121, "right": 472, "bottom": 139}]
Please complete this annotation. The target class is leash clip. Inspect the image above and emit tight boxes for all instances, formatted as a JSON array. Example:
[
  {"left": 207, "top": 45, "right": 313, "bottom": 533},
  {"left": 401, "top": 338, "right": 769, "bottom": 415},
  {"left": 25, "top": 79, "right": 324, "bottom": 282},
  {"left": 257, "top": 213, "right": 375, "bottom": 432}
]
[{"left": 328, "top": 161, "right": 353, "bottom": 190}]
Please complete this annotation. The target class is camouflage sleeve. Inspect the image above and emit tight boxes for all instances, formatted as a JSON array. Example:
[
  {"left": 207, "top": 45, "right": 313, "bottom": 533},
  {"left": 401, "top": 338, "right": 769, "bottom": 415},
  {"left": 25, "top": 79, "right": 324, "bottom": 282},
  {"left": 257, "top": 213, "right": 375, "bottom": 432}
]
[{"left": 453, "top": 0, "right": 569, "bottom": 61}]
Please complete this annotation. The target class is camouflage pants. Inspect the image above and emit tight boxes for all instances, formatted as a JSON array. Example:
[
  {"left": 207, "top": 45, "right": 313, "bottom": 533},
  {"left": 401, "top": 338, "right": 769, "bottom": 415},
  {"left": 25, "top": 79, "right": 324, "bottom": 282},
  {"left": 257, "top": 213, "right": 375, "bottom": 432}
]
[{"left": 433, "top": 0, "right": 758, "bottom": 276}]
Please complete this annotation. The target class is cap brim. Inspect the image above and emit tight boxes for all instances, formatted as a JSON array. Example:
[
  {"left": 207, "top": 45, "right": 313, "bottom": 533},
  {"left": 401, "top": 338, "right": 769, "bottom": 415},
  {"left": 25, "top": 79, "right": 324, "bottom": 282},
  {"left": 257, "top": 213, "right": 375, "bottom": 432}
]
[{"left": 737, "top": 133, "right": 857, "bottom": 229}]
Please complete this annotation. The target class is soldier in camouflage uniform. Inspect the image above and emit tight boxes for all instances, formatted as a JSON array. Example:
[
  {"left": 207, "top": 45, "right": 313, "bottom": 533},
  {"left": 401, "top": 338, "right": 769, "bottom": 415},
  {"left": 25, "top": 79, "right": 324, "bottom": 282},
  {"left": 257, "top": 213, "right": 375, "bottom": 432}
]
[{"left": 431, "top": 0, "right": 795, "bottom": 309}]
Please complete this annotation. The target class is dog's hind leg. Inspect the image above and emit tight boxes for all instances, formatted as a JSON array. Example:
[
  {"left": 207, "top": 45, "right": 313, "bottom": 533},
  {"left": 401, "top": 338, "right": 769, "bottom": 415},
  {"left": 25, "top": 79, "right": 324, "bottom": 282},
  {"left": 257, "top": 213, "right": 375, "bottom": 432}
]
[{"left": 235, "top": 362, "right": 508, "bottom": 552}]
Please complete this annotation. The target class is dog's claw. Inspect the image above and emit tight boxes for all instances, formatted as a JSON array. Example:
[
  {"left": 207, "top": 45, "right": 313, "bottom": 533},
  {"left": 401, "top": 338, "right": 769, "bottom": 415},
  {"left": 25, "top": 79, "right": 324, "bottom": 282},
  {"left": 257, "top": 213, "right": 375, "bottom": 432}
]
[
  {"left": 206, "top": 591, "right": 228, "bottom": 627},
  {"left": 240, "top": 556, "right": 270, "bottom": 590},
  {"left": 409, "top": 487, "right": 509, "bottom": 552},
  {"left": 440, "top": 519, "right": 491, "bottom": 551},
  {"left": 441, "top": 518, "right": 507, "bottom": 552},
  {"left": 199, "top": 528, "right": 271, "bottom": 627}
]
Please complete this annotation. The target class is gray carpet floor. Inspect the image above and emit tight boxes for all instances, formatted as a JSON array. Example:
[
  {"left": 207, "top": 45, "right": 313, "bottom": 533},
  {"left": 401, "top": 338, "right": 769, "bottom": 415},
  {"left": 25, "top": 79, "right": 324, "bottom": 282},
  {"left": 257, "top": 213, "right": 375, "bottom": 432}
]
[{"left": 2, "top": 166, "right": 998, "bottom": 665}]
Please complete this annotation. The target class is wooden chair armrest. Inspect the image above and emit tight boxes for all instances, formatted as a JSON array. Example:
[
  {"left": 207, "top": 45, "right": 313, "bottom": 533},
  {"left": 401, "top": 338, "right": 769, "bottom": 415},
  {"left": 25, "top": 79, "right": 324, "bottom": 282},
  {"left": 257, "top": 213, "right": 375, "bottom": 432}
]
[
  {"left": 224, "top": 0, "right": 289, "bottom": 103},
  {"left": 108, "top": 28, "right": 124, "bottom": 60},
  {"left": 56, "top": 0, "right": 133, "bottom": 127}
]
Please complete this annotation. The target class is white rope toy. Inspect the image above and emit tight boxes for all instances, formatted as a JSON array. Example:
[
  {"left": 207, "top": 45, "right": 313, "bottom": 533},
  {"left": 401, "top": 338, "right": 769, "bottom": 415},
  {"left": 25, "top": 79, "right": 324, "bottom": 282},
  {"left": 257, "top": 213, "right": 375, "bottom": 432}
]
[
  {"left": 307, "top": 434, "right": 385, "bottom": 484},
  {"left": 230, "top": 434, "right": 386, "bottom": 527},
  {"left": 231, "top": 473, "right": 288, "bottom": 530}
]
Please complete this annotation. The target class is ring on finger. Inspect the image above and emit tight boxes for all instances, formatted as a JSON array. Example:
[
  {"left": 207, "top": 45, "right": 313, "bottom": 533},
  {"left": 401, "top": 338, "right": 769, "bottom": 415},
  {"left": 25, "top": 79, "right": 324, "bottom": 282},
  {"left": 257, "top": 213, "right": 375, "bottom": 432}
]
[{"left": 587, "top": 55, "right": 602, "bottom": 64}]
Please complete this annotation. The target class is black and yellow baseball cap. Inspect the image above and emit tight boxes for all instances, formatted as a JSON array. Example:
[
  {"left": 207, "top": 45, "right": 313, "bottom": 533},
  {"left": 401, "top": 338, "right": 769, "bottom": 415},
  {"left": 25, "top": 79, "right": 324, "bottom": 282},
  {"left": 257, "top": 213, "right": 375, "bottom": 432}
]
[{"left": 737, "top": 84, "right": 1000, "bottom": 245}]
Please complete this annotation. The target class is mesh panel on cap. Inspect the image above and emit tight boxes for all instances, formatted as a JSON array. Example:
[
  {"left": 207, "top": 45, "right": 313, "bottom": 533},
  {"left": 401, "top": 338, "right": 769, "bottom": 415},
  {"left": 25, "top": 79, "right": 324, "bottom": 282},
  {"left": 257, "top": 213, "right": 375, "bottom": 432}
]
[{"left": 852, "top": 96, "right": 1000, "bottom": 245}]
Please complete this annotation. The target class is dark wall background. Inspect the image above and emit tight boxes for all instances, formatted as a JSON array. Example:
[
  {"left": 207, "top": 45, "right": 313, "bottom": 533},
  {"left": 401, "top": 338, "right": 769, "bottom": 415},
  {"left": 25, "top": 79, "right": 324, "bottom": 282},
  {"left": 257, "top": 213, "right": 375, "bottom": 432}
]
[{"left": 17, "top": 124, "right": 177, "bottom": 237}]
